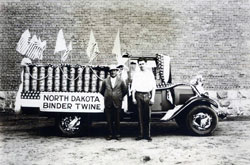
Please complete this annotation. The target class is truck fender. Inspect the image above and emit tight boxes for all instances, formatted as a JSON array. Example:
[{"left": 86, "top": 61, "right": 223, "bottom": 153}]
[{"left": 171, "top": 96, "right": 219, "bottom": 120}]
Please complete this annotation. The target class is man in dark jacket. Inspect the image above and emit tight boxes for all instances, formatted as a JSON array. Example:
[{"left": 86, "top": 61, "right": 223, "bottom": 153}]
[{"left": 100, "top": 65, "right": 127, "bottom": 140}]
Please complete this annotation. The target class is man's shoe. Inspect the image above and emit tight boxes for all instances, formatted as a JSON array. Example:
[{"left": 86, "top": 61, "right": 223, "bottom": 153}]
[
  {"left": 115, "top": 137, "right": 121, "bottom": 141},
  {"left": 145, "top": 137, "right": 152, "bottom": 142},
  {"left": 116, "top": 137, "right": 121, "bottom": 141},
  {"left": 106, "top": 135, "right": 113, "bottom": 140},
  {"left": 115, "top": 135, "right": 121, "bottom": 141},
  {"left": 135, "top": 136, "right": 143, "bottom": 141}
]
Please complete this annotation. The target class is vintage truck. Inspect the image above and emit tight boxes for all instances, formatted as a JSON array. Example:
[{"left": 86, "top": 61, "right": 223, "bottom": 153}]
[{"left": 15, "top": 54, "right": 219, "bottom": 136}]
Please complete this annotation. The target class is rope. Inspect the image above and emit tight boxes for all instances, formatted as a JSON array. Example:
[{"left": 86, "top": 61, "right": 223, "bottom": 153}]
[
  {"left": 27, "top": 69, "right": 49, "bottom": 80},
  {"left": 89, "top": 66, "right": 105, "bottom": 81},
  {"left": 59, "top": 67, "right": 80, "bottom": 81}
]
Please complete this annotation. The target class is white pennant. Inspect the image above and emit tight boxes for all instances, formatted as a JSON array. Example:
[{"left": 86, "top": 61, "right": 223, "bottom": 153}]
[
  {"left": 86, "top": 30, "right": 100, "bottom": 63},
  {"left": 112, "top": 29, "right": 127, "bottom": 65},
  {"left": 54, "top": 29, "right": 67, "bottom": 54}
]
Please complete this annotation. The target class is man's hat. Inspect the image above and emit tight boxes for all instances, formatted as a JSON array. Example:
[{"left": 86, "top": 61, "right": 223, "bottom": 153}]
[
  {"left": 109, "top": 64, "right": 119, "bottom": 71},
  {"left": 117, "top": 64, "right": 124, "bottom": 68}
]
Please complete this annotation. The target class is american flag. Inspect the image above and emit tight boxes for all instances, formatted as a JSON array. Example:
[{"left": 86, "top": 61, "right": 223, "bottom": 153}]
[
  {"left": 16, "top": 30, "right": 46, "bottom": 60},
  {"left": 16, "top": 29, "right": 31, "bottom": 55},
  {"left": 21, "top": 91, "right": 40, "bottom": 100}
]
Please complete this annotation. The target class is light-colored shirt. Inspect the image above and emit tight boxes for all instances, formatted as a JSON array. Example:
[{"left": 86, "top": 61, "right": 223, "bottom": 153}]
[
  {"left": 110, "top": 77, "right": 117, "bottom": 88},
  {"left": 119, "top": 69, "right": 128, "bottom": 82},
  {"left": 131, "top": 69, "right": 156, "bottom": 92}
]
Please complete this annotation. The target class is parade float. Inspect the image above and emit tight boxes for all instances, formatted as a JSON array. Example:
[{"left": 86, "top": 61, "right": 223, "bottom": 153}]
[{"left": 14, "top": 29, "right": 219, "bottom": 137}]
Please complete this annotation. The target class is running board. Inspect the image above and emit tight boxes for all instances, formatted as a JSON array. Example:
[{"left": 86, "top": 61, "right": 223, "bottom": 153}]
[{"left": 160, "top": 105, "right": 182, "bottom": 121}]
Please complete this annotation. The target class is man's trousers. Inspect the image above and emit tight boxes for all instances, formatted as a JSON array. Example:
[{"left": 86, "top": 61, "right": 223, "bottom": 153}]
[
  {"left": 105, "top": 105, "right": 120, "bottom": 136},
  {"left": 135, "top": 92, "right": 151, "bottom": 138}
]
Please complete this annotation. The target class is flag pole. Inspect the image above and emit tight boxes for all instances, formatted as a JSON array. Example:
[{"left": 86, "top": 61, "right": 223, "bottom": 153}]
[{"left": 71, "top": 49, "right": 72, "bottom": 65}]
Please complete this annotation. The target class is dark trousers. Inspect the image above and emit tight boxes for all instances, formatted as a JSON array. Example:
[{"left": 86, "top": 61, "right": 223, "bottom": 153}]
[
  {"left": 105, "top": 104, "right": 120, "bottom": 136},
  {"left": 135, "top": 92, "right": 151, "bottom": 138}
]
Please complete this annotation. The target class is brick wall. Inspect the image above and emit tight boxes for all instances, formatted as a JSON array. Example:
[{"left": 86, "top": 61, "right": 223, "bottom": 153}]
[{"left": 1, "top": 0, "right": 250, "bottom": 91}]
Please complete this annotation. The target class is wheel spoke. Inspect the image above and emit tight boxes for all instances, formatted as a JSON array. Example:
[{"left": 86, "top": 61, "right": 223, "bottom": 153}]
[
  {"left": 192, "top": 112, "right": 212, "bottom": 131},
  {"left": 60, "top": 115, "right": 81, "bottom": 134}
]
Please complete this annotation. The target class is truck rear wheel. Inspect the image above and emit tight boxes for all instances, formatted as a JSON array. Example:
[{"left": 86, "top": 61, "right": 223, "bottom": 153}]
[
  {"left": 57, "top": 114, "right": 83, "bottom": 137},
  {"left": 186, "top": 105, "right": 218, "bottom": 136}
]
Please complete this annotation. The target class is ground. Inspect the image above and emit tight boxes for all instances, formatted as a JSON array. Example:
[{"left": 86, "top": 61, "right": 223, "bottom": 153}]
[{"left": 0, "top": 113, "right": 250, "bottom": 165}]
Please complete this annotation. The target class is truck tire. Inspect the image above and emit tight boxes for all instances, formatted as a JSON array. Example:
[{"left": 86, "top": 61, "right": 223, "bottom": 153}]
[
  {"left": 186, "top": 105, "right": 218, "bottom": 136},
  {"left": 57, "top": 114, "right": 83, "bottom": 137}
]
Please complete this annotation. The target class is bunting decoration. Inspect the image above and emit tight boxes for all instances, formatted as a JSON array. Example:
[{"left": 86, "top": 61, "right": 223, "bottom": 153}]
[
  {"left": 156, "top": 54, "right": 173, "bottom": 105},
  {"left": 156, "top": 54, "right": 172, "bottom": 88},
  {"left": 86, "top": 30, "right": 100, "bottom": 63},
  {"left": 112, "top": 29, "right": 127, "bottom": 65},
  {"left": 16, "top": 29, "right": 46, "bottom": 60}
]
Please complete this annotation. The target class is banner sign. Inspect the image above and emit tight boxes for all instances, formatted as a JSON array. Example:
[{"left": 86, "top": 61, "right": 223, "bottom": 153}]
[{"left": 40, "top": 92, "right": 104, "bottom": 113}]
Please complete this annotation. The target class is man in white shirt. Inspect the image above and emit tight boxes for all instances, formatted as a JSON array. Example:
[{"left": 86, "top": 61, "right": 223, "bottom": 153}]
[
  {"left": 131, "top": 57, "right": 156, "bottom": 141},
  {"left": 100, "top": 65, "right": 127, "bottom": 140}
]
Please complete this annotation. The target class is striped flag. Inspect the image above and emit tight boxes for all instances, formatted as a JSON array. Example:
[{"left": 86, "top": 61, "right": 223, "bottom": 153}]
[
  {"left": 61, "top": 41, "right": 72, "bottom": 62},
  {"left": 16, "top": 29, "right": 31, "bottom": 55},
  {"left": 86, "top": 30, "right": 99, "bottom": 63},
  {"left": 26, "top": 35, "right": 39, "bottom": 60},
  {"left": 32, "top": 37, "right": 41, "bottom": 60},
  {"left": 25, "top": 35, "right": 46, "bottom": 60},
  {"left": 38, "top": 40, "right": 47, "bottom": 60},
  {"left": 16, "top": 30, "right": 46, "bottom": 60},
  {"left": 32, "top": 38, "right": 46, "bottom": 60}
]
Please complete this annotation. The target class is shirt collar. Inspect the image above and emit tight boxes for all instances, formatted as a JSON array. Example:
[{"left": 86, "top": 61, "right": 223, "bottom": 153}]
[{"left": 110, "top": 76, "right": 117, "bottom": 81}]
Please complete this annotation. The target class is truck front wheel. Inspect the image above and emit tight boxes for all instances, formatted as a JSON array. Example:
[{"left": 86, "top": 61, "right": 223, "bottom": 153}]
[
  {"left": 186, "top": 105, "right": 218, "bottom": 136},
  {"left": 57, "top": 114, "right": 83, "bottom": 137}
]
